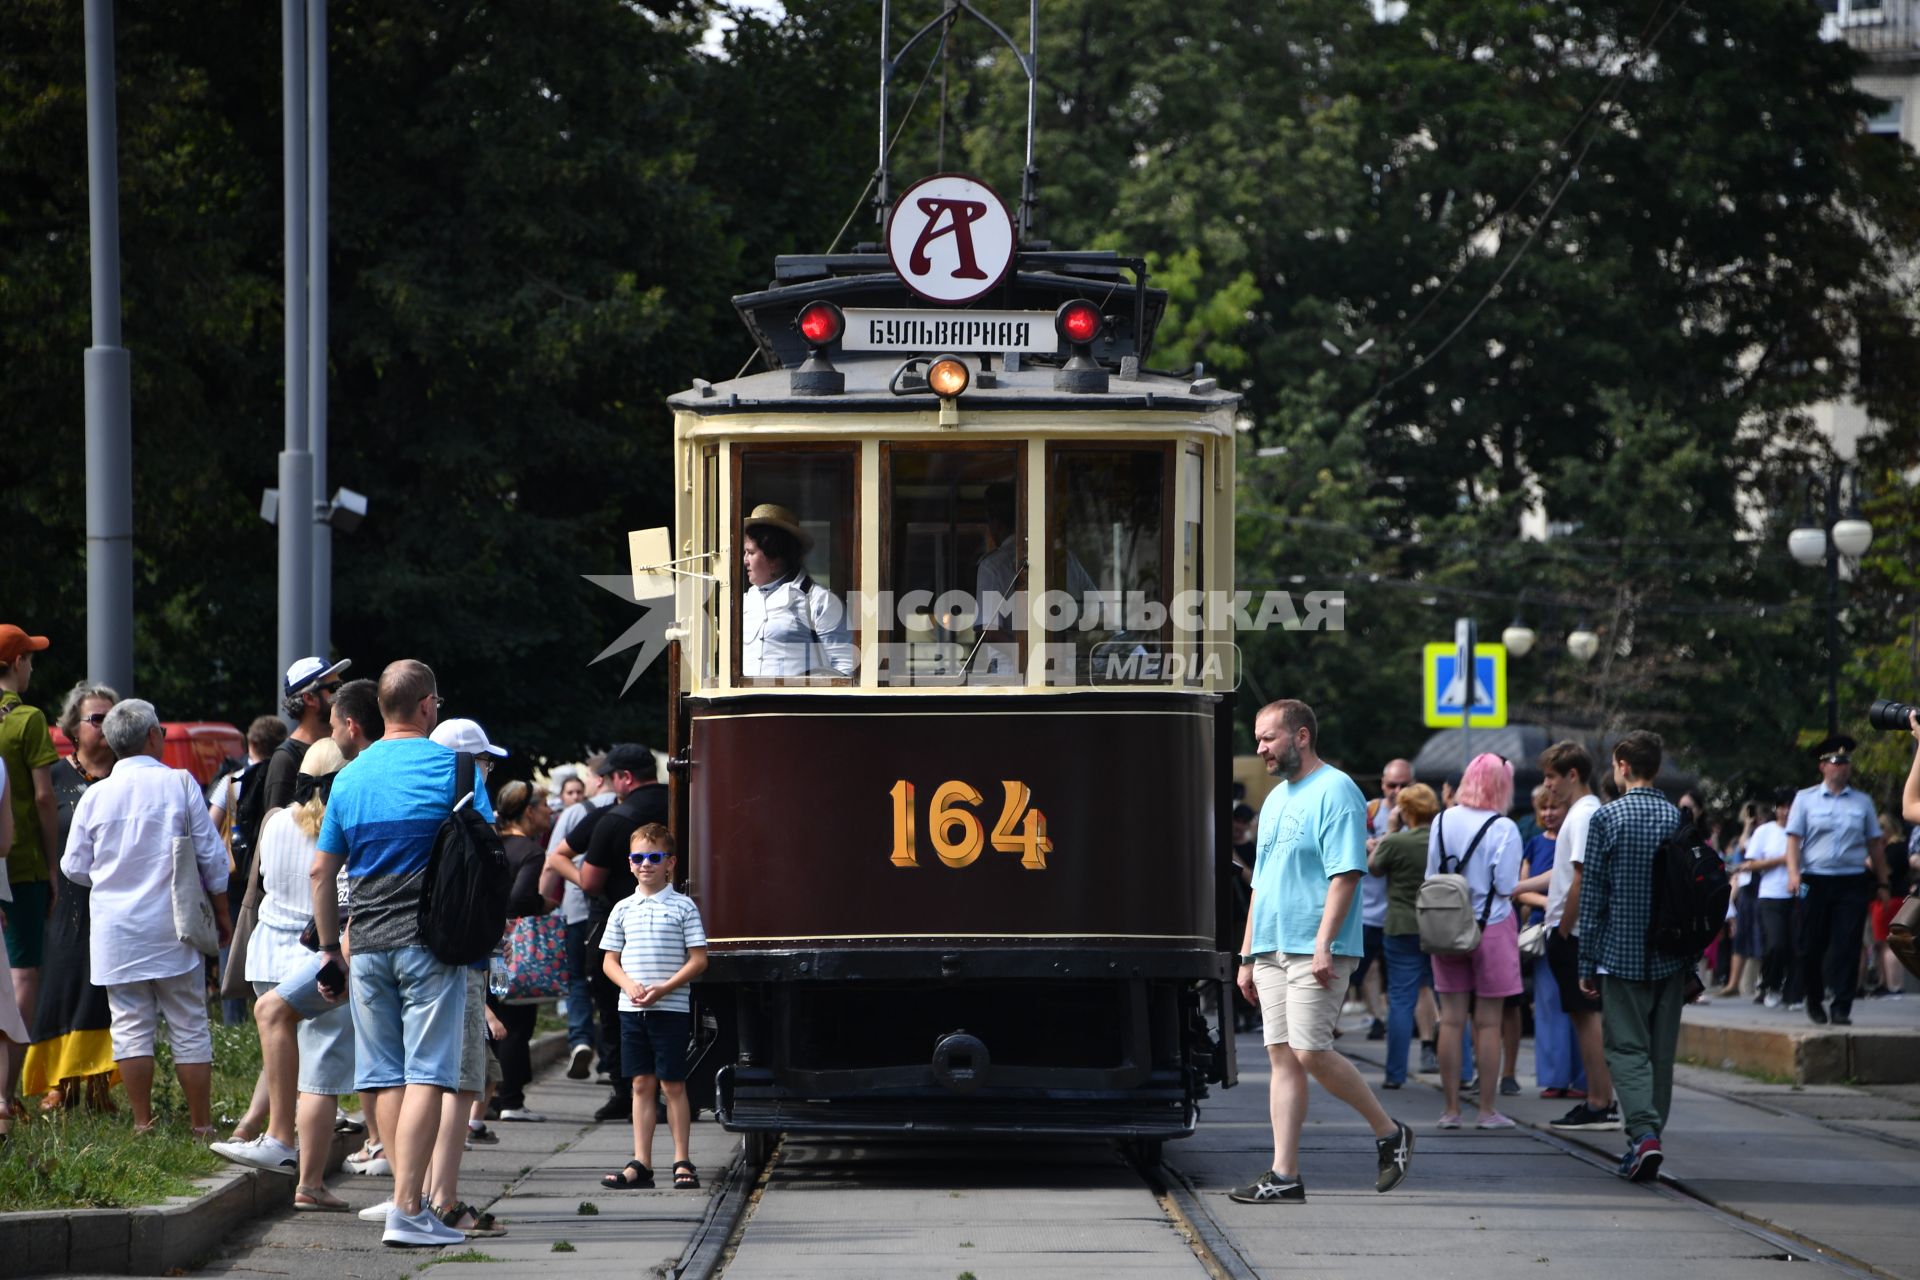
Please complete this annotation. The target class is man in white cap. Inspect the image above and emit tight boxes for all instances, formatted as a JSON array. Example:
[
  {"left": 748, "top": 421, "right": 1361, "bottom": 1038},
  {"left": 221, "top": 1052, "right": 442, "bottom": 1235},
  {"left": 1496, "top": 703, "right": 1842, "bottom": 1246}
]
[{"left": 263, "top": 656, "right": 350, "bottom": 813}]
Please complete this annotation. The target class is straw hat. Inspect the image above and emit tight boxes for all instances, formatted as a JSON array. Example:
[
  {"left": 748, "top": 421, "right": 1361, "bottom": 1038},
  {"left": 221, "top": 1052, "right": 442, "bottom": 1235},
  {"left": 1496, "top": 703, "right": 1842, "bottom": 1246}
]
[{"left": 743, "top": 503, "right": 814, "bottom": 553}]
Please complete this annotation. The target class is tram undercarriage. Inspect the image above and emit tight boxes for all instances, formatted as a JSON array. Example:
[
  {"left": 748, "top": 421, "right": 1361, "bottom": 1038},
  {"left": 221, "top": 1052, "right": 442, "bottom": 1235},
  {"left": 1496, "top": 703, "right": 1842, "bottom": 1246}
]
[{"left": 703, "top": 948, "right": 1233, "bottom": 1149}]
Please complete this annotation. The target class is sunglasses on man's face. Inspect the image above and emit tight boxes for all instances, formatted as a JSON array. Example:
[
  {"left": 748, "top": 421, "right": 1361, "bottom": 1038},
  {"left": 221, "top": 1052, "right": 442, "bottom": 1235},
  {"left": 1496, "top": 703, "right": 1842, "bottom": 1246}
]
[{"left": 628, "top": 851, "right": 668, "bottom": 865}]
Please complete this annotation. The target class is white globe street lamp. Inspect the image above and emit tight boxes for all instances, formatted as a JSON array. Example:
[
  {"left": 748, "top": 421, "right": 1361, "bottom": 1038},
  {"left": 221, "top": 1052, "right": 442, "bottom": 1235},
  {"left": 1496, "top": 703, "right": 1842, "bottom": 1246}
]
[
  {"left": 1567, "top": 626, "right": 1600, "bottom": 664},
  {"left": 1788, "top": 525, "right": 1828, "bottom": 567},
  {"left": 1502, "top": 620, "right": 1537, "bottom": 658},
  {"left": 1832, "top": 517, "right": 1873, "bottom": 559}
]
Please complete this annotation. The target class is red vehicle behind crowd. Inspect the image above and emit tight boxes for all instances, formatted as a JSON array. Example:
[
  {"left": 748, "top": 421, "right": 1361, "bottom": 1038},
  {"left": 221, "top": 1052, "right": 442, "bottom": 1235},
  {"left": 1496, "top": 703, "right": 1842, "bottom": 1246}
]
[{"left": 50, "top": 721, "right": 243, "bottom": 787}]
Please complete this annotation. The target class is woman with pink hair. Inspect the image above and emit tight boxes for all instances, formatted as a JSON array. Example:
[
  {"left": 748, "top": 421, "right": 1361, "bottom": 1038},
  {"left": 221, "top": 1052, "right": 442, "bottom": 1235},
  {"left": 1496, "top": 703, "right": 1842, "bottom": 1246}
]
[{"left": 1425, "top": 752, "right": 1524, "bottom": 1129}]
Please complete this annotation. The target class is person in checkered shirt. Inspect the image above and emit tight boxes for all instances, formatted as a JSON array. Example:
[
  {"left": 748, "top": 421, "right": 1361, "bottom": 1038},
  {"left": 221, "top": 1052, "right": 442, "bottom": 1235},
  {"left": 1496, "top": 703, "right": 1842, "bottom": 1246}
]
[{"left": 1576, "top": 730, "right": 1684, "bottom": 1184}]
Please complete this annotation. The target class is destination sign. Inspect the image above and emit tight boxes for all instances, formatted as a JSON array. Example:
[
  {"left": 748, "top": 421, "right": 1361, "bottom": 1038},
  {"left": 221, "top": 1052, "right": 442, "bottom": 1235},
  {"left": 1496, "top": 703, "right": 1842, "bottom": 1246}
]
[{"left": 840, "top": 309, "right": 1059, "bottom": 355}]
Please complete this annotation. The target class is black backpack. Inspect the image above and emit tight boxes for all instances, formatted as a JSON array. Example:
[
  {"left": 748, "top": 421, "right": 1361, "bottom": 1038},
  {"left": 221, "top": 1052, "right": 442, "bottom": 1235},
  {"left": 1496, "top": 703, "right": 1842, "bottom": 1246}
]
[
  {"left": 416, "top": 752, "right": 512, "bottom": 966},
  {"left": 1647, "top": 820, "right": 1731, "bottom": 958},
  {"left": 227, "top": 743, "right": 293, "bottom": 882}
]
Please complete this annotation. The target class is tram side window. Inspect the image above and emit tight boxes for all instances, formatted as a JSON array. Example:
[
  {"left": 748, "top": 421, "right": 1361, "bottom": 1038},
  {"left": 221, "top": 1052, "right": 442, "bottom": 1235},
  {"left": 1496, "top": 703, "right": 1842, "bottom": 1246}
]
[
  {"left": 1047, "top": 445, "right": 1171, "bottom": 685},
  {"left": 881, "top": 446, "right": 1024, "bottom": 687},
  {"left": 736, "top": 448, "right": 858, "bottom": 685}
]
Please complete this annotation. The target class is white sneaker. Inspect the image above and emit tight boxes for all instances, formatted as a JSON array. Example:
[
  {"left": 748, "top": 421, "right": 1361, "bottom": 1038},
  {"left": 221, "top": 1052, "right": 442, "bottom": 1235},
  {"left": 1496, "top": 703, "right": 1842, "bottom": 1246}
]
[
  {"left": 1764, "top": 992, "right": 1782, "bottom": 1009},
  {"left": 209, "top": 1134, "right": 298, "bottom": 1171},
  {"left": 382, "top": 1204, "right": 465, "bottom": 1247},
  {"left": 359, "top": 1198, "right": 396, "bottom": 1222},
  {"left": 498, "top": 1107, "right": 545, "bottom": 1122},
  {"left": 345, "top": 1143, "right": 391, "bottom": 1176}
]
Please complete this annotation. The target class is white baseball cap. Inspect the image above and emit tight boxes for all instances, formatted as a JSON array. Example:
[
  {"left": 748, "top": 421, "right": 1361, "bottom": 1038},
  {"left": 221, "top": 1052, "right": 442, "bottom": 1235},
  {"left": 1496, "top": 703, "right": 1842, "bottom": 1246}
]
[
  {"left": 285, "top": 655, "right": 351, "bottom": 698},
  {"left": 431, "top": 717, "right": 508, "bottom": 758}
]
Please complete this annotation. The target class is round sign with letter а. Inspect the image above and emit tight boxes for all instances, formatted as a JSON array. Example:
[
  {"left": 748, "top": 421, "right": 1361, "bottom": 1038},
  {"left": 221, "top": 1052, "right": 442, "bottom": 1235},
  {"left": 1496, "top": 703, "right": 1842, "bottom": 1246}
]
[{"left": 887, "top": 173, "right": 1017, "bottom": 306}]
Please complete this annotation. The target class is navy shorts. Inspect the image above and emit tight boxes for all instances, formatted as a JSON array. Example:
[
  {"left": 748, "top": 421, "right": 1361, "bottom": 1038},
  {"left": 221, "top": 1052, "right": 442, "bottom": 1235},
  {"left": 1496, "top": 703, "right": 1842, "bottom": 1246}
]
[{"left": 620, "top": 1009, "right": 692, "bottom": 1082}]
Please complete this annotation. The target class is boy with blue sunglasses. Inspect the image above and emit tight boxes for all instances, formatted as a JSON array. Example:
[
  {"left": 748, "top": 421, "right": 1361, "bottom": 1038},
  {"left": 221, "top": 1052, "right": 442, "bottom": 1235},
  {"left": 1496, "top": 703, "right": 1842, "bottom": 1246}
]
[{"left": 598, "top": 823, "right": 707, "bottom": 1190}]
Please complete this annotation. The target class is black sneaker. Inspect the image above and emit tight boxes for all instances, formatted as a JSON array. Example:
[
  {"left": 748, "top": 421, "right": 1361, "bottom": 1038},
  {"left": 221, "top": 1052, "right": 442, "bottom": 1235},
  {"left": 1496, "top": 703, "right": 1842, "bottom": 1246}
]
[
  {"left": 1366, "top": 1019, "right": 1386, "bottom": 1041},
  {"left": 467, "top": 1123, "right": 499, "bottom": 1145},
  {"left": 1461, "top": 1076, "right": 1480, "bottom": 1096},
  {"left": 1807, "top": 1002, "right": 1829, "bottom": 1025},
  {"left": 1228, "top": 1170, "right": 1306, "bottom": 1204},
  {"left": 1551, "top": 1102, "right": 1622, "bottom": 1131},
  {"left": 567, "top": 1044, "right": 593, "bottom": 1080},
  {"left": 1375, "top": 1121, "right": 1414, "bottom": 1193},
  {"left": 1831, "top": 1012, "right": 1852, "bottom": 1026},
  {"left": 591, "top": 1098, "right": 632, "bottom": 1122}
]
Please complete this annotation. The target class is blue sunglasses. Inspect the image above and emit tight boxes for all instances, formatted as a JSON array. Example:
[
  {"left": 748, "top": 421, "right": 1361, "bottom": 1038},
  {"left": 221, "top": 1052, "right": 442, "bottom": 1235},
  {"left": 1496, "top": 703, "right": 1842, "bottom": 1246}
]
[{"left": 628, "top": 851, "right": 668, "bottom": 864}]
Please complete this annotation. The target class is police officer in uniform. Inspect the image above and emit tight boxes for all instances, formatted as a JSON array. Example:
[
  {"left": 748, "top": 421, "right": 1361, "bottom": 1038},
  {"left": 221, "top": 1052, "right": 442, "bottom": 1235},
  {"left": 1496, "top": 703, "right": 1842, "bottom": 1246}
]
[{"left": 1785, "top": 733, "right": 1892, "bottom": 1026}]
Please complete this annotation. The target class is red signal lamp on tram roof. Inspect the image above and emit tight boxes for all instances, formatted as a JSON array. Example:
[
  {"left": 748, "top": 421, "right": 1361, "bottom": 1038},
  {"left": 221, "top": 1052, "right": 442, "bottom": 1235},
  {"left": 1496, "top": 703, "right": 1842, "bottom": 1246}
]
[
  {"left": 796, "top": 300, "right": 845, "bottom": 348},
  {"left": 789, "top": 300, "right": 846, "bottom": 397},
  {"left": 1055, "top": 299, "right": 1104, "bottom": 346}
]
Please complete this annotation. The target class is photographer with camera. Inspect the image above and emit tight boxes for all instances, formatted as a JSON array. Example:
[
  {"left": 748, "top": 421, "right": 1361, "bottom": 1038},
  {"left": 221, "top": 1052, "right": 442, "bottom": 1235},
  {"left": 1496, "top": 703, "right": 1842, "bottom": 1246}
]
[
  {"left": 1902, "top": 706, "right": 1920, "bottom": 827},
  {"left": 1784, "top": 734, "right": 1889, "bottom": 1027}
]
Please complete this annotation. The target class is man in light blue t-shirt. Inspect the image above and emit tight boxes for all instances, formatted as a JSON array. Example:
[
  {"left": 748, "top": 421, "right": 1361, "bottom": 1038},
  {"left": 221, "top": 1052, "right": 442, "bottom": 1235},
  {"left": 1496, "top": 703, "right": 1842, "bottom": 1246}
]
[{"left": 1231, "top": 699, "right": 1412, "bottom": 1206}]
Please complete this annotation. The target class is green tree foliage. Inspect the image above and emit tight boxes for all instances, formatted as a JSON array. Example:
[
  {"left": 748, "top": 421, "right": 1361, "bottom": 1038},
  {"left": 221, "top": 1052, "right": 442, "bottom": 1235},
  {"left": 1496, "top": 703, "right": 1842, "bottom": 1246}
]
[
  {"left": 1, "top": 0, "right": 733, "bottom": 757},
  {"left": 2, "top": 0, "right": 1916, "bottom": 792}
]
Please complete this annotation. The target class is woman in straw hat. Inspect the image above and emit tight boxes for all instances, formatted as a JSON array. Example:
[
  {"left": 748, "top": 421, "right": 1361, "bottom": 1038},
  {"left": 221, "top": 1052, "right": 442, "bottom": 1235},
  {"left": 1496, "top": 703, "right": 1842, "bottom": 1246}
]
[{"left": 740, "top": 504, "right": 855, "bottom": 678}]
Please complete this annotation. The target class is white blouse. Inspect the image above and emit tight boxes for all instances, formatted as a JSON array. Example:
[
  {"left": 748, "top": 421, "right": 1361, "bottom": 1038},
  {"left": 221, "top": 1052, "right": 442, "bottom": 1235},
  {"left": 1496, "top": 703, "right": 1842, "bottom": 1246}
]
[
  {"left": 742, "top": 572, "right": 856, "bottom": 678},
  {"left": 246, "top": 806, "right": 348, "bottom": 985},
  {"left": 61, "top": 755, "right": 230, "bottom": 985}
]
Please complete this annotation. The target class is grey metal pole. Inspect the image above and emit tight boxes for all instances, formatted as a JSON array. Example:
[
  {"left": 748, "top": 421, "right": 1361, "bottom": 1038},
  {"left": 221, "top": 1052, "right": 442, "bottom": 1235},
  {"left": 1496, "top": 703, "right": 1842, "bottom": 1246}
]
[
  {"left": 307, "top": 0, "right": 331, "bottom": 658},
  {"left": 876, "top": 0, "right": 891, "bottom": 223},
  {"left": 82, "top": 0, "right": 135, "bottom": 697},
  {"left": 279, "top": 0, "right": 312, "bottom": 695}
]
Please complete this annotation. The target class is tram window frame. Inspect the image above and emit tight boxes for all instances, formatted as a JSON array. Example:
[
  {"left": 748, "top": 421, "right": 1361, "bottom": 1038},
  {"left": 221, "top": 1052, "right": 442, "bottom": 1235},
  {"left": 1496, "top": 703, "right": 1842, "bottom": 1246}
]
[
  {"left": 878, "top": 441, "right": 1028, "bottom": 688},
  {"left": 731, "top": 443, "right": 861, "bottom": 688},
  {"left": 1045, "top": 441, "right": 1176, "bottom": 687},
  {"left": 701, "top": 445, "right": 720, "bottom": 687}
]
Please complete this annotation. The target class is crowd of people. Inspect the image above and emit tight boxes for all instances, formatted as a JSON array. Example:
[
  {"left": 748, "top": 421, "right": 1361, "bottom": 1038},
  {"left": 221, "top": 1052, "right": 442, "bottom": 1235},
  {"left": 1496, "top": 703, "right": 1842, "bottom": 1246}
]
[
  {"left": 1228, "top": 698, "right": 1920, "bottom": 1203},
  {"left": 4, "top": 615, "right": 1917, "bottom": 1234},
  {"left": 0, "top": 629, "right": 707, "bottom": 1249}
]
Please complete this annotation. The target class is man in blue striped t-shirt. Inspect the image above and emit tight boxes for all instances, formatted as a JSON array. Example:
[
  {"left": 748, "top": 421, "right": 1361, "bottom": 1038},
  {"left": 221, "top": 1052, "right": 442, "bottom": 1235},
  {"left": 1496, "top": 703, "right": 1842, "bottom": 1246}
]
[
  {"left": 311, "top": 660, "right": 493, "bottom": 1249},
  {"left": 600, "top": 823, "right": 707, "bottom": 1191}
]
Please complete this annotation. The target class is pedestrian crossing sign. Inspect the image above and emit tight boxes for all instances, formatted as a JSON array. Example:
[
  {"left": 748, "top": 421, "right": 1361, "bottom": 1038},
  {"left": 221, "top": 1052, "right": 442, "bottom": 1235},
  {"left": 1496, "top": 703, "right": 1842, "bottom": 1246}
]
[{"left": 1423, "top": 643, "right": 1508, "bottom": 728}]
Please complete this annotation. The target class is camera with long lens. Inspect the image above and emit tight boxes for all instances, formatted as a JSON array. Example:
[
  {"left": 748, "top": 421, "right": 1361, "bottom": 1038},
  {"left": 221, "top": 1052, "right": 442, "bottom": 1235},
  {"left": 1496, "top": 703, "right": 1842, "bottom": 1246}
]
[{"left": 1868, "top": 698, "right": 1920, "bottom": 731}]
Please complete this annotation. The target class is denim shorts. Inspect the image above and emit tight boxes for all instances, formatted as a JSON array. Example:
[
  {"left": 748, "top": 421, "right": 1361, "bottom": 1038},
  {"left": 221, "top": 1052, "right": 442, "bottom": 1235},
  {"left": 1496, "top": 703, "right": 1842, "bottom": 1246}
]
[
  {"left": 619, "top": 1009, "right": 692, "bottom": 1082},
  {"left": 255, "top": 962, "right": 355, "bottom": 1096},
  {"left": 349, "top": 945, "right": 466, "bottom": 1090}
]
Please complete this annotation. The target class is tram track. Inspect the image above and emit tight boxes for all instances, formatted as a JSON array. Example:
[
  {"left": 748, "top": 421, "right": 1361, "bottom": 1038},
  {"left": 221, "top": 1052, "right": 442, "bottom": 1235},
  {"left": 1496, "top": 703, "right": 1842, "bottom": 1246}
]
[{"left": 674, "top": 1135, "right": 1240, "bottom": 1280}]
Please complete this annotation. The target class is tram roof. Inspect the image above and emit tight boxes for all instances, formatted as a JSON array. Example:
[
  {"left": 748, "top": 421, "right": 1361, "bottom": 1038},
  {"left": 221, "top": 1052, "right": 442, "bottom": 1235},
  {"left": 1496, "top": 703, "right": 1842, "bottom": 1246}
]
[{"left": 667, "top": 250, "right": 1242, "bottom": 415}]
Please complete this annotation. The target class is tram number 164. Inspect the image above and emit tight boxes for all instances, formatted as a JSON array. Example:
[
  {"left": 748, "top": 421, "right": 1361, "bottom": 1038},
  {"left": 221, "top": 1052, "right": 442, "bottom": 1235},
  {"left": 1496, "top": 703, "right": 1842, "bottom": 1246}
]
[{"left": 887, "top": 780, "right": 1053, "bottom": 871}]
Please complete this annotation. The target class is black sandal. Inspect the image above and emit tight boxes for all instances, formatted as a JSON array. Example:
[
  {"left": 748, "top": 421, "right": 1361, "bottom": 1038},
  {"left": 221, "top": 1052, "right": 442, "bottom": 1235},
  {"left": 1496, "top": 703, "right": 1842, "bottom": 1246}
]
[
  {"left": 601, "top": 1159, "right": 653, "bottom": 1189},
  {"left": 672, "top": 1159, "right": 699, "bottom": 1189}
]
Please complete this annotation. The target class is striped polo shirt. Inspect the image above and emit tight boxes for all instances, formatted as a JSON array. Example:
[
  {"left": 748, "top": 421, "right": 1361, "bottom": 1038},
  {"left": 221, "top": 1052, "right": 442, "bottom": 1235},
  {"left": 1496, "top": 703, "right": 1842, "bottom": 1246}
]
[{"left": 600, "top": 885, "right": 707, "bottom": 1013}]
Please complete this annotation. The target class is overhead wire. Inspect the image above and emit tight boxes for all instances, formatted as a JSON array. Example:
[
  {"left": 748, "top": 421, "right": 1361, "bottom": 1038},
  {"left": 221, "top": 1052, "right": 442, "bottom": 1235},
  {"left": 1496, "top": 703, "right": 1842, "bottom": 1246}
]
[
  {"left": 733, "top": 16, "right": 958, "bottom": 383},
  {"left": 1364, "top": 0, "right": 1691, "bottom": 406}
]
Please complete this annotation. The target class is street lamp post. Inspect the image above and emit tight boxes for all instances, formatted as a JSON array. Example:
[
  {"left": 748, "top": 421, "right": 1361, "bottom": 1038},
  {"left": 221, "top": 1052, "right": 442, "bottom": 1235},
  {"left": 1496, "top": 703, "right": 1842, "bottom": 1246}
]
[{"left": 1789, "top": 467, "right": 1873, "bottom": 737}]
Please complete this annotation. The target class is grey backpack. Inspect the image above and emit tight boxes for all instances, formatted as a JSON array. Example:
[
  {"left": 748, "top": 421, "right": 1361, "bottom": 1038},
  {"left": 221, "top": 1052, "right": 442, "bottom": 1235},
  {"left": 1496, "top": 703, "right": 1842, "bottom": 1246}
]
[{"left": 1417, "top": 814, "right": 1499, "bottom": 956}]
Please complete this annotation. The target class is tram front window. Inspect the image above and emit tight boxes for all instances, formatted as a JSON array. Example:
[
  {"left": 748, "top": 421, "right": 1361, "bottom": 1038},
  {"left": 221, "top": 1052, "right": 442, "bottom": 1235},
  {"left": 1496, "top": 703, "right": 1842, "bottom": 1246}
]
[
  {"left": 882, "top": 446, "right": 1023, "bottom": 686},
  {"left": 737, "top": 448, "right": 857, "bottom": 684},
  {"left": 1048, "top": 445, "right": 1170, "bottom": 684}
]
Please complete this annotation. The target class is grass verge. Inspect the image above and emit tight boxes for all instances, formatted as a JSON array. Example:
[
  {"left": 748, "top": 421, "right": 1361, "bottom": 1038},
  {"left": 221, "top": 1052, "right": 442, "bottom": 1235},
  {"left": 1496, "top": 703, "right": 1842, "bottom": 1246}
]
[{"left": 0, "top": 1005, "right": 265, "bottom": 1211}]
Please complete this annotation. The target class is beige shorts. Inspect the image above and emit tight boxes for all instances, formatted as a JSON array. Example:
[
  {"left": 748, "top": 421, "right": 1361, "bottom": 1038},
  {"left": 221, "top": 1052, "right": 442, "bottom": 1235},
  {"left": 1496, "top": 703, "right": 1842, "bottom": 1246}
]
[
  {"left": 107, "top": 969, "right": 212, "bottom": 1064},
  {"left": 1252, "top": 952, "right": 1359, "bottom": 1052}
]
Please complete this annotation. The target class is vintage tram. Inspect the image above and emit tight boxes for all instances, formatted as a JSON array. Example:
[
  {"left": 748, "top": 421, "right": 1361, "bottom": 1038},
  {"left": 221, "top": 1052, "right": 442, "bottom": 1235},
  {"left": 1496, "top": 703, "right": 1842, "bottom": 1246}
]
[{"left": 631, "top": 169, "right": 1242, "bottom": 1158}]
